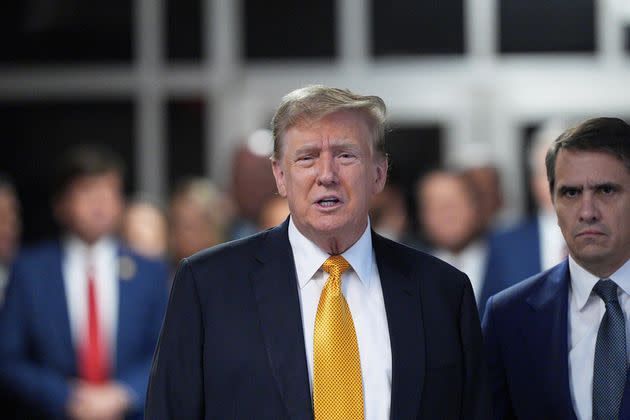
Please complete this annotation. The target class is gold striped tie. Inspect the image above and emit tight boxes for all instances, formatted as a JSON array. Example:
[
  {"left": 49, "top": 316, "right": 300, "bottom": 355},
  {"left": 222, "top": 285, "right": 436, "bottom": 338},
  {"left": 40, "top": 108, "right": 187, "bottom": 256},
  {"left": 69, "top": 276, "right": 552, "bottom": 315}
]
[{"left": 313, "top": 255, "right": 364, "bottom": 420}]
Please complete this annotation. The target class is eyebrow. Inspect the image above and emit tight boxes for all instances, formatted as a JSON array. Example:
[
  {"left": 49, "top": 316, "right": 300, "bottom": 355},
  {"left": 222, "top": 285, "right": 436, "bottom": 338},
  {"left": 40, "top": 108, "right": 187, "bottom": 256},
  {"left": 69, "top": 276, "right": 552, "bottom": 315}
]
[
  {"left": 557, "top": 182, "right": 622, "bottom": 192},
  {"left": 293, "top": 140, "right": 360, "bottom": 155}
]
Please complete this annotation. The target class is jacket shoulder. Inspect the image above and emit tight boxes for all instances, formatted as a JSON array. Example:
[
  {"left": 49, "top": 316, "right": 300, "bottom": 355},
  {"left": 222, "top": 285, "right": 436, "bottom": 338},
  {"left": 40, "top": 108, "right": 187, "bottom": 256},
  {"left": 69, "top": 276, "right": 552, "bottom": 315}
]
[{"left": 488, "top": 266, "right": 558, "bottom": 312}]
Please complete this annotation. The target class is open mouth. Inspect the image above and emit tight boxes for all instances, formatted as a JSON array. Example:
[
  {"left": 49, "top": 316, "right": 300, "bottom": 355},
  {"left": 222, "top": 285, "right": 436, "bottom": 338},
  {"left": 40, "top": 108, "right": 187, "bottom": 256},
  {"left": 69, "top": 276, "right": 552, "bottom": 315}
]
[{"left": 316, "top": 197, "right": 341, "bottom": 208}]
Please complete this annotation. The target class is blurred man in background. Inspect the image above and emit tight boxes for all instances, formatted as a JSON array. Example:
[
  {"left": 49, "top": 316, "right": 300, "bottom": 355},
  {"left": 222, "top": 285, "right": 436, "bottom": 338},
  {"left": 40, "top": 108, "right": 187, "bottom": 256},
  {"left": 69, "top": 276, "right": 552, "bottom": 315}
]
[
  {"left": 0, "top": 175, "right": 21, "bottom": 306},
  {"left": 257, "top": 196, "right": 290, "bottom": 231},
  {"left": 0, "top": 145, "right": 168, "bottom": 419},
  {"left": 121, "top": 196, "right": 168, "bottom": 259},
  {"left": 369, "top": 184, "right": 414, "bottom": 245},
  {"left": 482, "top": 120, "right": 568, "bottom": 314},
  {"left": 168, "top": 177, "right": 234, "bottom": 264},
  {"left": 417, "top": 169, "right": 489, "bottom": 304}
]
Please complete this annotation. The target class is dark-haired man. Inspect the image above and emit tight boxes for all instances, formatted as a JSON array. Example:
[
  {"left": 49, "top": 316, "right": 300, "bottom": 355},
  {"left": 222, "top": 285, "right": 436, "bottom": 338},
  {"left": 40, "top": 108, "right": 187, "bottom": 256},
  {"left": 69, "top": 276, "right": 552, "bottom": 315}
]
[
  {"left": 0, "top": 145, "right": 168, "bottom": 419},
  {"left": 483, "top": 117, "right": 630, "bottom": 419}
]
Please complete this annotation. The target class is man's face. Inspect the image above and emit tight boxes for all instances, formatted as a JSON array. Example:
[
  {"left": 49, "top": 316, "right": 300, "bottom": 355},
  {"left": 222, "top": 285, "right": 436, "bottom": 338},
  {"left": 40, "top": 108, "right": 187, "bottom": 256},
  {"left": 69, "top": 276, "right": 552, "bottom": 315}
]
[
  {"left": 419, "top": 173, "right": 478, "bottom": 253},
  {"left": 272, "top": 110, "right": 387, "bottom": 253},
  {"left": 553, "top": 149, "right": 630, "bottom": 277},
  {"left": 56, "top": 171, "right": 124, "bottom": 244}
]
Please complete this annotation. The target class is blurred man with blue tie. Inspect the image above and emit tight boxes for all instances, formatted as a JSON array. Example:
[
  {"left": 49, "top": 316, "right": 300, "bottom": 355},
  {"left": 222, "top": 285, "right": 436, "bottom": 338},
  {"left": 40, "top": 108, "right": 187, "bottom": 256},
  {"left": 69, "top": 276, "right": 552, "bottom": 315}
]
[
  {"left": 483, "top": 117, "right": 630, "bottom": 419},
  {"left": 146, "top": 85, "right": 490, "bottom": 419}
]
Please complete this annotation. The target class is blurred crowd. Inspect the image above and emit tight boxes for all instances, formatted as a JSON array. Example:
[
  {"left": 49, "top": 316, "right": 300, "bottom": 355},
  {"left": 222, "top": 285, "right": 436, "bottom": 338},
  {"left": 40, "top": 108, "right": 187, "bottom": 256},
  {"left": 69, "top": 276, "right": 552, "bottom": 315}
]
[{"left": 0, "top": 119, "right": 570, "bottom": 418}]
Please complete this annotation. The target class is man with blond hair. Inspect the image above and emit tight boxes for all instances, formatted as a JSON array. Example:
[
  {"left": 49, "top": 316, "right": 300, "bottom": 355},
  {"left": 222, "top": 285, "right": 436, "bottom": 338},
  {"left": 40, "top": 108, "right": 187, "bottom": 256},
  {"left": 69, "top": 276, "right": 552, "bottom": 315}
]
[{"left": 147, "top": 85, "right": 490, "bottom": 419}]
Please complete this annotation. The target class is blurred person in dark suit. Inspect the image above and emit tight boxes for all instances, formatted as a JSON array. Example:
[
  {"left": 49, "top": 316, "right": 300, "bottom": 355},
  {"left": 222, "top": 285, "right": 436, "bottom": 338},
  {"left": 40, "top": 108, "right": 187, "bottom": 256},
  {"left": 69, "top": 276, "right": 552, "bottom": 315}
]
[
  {"left": 417, "top": 170, "right": 489, "bottom": 305},
  {"left": 146, "top": 85, "right": 490, "bottom": 419},
  {"left": 121, "top": 196, "right": 168, "bottom": 259},
  {"left": 0, "top": 175, "right": 21, "bottom": 306},
  {"left": 0, "top": 145, "right": 168, "bottom": 419},
  {"left": 483, "top": 117, "right": 630, "bottom": 419},
  {"left": 482, "top": 120, "right": 569, "bottom": 315}
]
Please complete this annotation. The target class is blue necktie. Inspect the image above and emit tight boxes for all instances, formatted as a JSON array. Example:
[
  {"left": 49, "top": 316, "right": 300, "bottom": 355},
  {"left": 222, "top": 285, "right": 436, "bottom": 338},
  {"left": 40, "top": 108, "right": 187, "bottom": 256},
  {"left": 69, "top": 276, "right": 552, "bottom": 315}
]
[{"left": 593, "top": 279, "right": 628, "bottom": 420}]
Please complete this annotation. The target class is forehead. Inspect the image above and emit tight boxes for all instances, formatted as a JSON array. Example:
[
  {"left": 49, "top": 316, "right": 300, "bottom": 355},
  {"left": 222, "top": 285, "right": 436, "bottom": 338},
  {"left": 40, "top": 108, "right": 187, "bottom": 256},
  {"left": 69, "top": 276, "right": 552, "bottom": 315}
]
[
  {"left": 281, "top": 110, "right": 372, "bottom": 151},
  {"left": 555, "top": 149, "right": 630, "bottom": 185}
]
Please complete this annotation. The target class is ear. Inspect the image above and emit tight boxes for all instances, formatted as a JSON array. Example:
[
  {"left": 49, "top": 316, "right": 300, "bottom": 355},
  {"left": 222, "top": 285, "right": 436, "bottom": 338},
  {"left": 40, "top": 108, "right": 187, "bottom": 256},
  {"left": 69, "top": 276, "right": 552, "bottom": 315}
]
[
  {"left": 372, "top": 156, "right": 388, "bottom": 194},
  {"left": 271, "top": 159, "right": 288, "bottom": 197}
]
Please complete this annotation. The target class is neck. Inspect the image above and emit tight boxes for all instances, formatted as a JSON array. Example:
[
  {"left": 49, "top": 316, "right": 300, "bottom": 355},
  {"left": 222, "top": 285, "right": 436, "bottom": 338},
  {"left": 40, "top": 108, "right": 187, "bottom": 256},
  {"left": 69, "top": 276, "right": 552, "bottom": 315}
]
[{"left": 574, "top": 255, "right": 630, "bottom": 279}]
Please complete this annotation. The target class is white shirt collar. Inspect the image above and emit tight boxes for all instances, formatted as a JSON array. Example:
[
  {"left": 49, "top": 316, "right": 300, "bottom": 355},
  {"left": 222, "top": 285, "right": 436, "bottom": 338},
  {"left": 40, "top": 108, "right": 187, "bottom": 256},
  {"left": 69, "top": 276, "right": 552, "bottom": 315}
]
[
  {"left": 288, "top": 217, "right": 374, "bottom": 290},
  {"left": 569, "top": 255, "right": 630, "bottom": 311},
  {"left": 64, "top": 235, "right": 117, "bottom": 261}
]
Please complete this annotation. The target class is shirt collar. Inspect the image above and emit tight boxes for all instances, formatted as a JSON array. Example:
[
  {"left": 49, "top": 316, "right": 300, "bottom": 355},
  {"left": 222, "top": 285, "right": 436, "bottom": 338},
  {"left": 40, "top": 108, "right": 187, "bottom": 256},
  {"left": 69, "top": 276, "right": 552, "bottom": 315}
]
[
  {"left": 569, "top": 255, "right": 630, "bottom": 310},
  {"left": 64, "top": 234, "right": 117, "bottom": 261},
  {"left": 288, "top": 217, "right": 374, "bottom": 290}
]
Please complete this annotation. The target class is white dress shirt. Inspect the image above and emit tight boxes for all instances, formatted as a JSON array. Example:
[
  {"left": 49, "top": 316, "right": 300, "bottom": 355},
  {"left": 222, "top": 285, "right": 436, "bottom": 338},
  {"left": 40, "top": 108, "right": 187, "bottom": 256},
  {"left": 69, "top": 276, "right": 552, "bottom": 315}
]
[
  {"left": 288, "top": 218, "right": 392, "bottom": 420},
  {"left": 434, "top": 239, "right": 488, "bottom": 303},
  {"left": 538, "top": 210, "right": 567, "bottom": 271},
  {"left": 568, "top": 256, "right": 630, "bottom": 420},
  {"left": 63, "top": 236, "right": 119, "bottom": 363}
]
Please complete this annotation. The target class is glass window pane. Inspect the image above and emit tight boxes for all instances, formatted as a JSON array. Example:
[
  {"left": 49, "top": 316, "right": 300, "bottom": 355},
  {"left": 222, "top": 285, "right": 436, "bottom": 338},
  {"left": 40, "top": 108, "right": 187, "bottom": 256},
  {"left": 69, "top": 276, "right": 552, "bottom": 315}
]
[
  {"left": 0, "top": 1, "right": 132, "bottom": 65},
  {"left": 372, "top": 0, "right": 464, "bottom": 56},
  {"left": 166, "top": 0, "right": 202, "bottom": 62},
  {"left": 243, "top": 0, "right": 335, "bottom": 60},
  {"left": 499, "top": 0, "right": 595, "bottom": 53},
  {"left": 167, "top": 99, "right": 206, "bottom": 190}
]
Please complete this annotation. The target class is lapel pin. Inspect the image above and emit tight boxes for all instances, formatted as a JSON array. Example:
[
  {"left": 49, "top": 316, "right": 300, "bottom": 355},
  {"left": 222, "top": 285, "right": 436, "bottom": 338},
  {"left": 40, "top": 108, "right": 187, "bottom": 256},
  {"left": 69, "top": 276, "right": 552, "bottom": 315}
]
[{"left": 119, "top": 256, "right": 137, "bottom": 281}]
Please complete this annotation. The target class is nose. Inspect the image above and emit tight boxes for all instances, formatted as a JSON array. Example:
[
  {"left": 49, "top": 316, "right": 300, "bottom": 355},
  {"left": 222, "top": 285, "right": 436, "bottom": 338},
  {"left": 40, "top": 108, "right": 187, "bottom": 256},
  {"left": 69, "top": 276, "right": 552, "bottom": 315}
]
[
  {"left": 578, "top": 193, "right": 600, "bottom": 223},
  {"left": 316, "top": 153, "right": 338, "bottom": 186}
]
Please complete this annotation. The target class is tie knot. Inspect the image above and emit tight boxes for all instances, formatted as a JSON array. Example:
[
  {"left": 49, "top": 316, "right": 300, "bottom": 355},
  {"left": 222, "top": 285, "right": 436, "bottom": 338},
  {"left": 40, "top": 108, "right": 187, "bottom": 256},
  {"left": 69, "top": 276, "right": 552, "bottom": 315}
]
[
  {"left": 593, "top": 279, "right": 619, "bottom": 304},
  {"left": 322, "top": 255, "right": 351, "bottom": 277}
]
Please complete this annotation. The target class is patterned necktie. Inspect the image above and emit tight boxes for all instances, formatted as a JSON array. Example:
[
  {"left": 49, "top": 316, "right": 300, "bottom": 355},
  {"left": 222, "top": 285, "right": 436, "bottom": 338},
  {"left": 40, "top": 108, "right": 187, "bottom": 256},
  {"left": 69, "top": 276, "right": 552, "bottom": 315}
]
[
  {"left": 313, "top": 255, "right": 364, "bottom": 420},
  {"left": 593, "top": 279, "right": 627, "bottom": 420}
]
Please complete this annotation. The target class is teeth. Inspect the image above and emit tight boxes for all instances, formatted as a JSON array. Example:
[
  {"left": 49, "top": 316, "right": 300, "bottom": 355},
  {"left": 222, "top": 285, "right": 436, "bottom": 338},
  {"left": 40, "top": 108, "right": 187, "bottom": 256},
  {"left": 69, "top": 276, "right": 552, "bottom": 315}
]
[{"left": 318, "top": 198, "right": 339, "bottom": 207}]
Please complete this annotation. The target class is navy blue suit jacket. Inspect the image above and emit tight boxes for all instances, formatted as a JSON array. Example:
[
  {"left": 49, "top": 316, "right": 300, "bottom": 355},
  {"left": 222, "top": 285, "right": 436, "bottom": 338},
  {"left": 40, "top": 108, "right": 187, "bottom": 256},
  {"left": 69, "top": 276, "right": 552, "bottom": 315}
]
[
  {"left": 0, "top": 240, "right": 169, "bottom": 419},
  {"left": 482, "top": 260, "right": 578, "bottom": 419},
  {"left": 146, "top": 220, "right": 491, "bottom": 419},
  {"left": 480, "top": 218, "right": 541, "bottom": 316}
]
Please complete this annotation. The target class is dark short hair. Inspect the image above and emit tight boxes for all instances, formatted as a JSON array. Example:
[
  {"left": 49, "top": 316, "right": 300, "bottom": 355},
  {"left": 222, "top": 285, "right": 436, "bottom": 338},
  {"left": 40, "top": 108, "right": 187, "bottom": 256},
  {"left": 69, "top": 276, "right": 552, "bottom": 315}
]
[
  {"left": 545, "top": 117, "right": 630, "bottom": 194},
  {"left": 53, "top": 144, "right": 125, "bottom": 198}
]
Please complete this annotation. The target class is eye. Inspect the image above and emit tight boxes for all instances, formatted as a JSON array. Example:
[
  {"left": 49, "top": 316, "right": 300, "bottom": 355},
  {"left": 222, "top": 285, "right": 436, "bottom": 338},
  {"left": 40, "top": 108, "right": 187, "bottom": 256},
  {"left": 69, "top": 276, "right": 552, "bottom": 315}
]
[
  {"left": 597, "top": 184, "right": 618, "bottom": 195},
  {"left": 338, "top": 152, "right": 357, "bottom": 162},
  {"left": 295, "top": 154, "right": 315, "bottom": 167},
  {"left": 562, "top": 187, "right": 580, "bottom": 198}
]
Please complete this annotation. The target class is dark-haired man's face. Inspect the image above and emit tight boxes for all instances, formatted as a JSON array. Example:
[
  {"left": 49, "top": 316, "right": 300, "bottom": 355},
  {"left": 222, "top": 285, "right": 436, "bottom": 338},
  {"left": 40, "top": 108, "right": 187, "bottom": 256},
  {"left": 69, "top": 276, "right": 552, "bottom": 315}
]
[
  {"left": 56, "top": 171, "right": 124, "bottom": 244},
  {"left": 553, "top": 149, "right": 630, "bottom": 277}
]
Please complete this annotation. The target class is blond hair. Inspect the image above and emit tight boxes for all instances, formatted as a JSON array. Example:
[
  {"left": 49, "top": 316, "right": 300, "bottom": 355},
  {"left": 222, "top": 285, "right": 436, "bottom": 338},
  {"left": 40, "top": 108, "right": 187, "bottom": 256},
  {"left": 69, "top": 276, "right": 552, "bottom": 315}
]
[{"left": 271, "top": 85, "right": 387, "bottom": 160}]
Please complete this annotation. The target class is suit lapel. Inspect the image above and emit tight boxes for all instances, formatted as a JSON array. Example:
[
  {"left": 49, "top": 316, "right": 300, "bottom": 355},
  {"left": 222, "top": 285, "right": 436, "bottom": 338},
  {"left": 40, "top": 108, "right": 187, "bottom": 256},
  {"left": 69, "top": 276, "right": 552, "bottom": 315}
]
[
  {"left": 47, "top": 242, "right": 78, "bottom": 374},
  {"left": 525, "top": 261, "right": 577, "bottom": 420},
  {"left": 251, "top": 221, "right": 313, "bottom": 420},
  {"left": 373, "top": 233, "right": 425, "bottom": 420},
  {"left": 116, "top": 246, "right": 136, "bottom": 373}
]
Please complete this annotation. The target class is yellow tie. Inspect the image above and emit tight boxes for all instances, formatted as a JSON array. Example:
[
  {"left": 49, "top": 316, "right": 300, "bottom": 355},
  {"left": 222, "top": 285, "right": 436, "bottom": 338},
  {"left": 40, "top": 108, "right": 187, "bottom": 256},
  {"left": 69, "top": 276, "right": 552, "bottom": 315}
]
[{"left": 313, "top": 255, "right": 364, "bottom": 420}]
